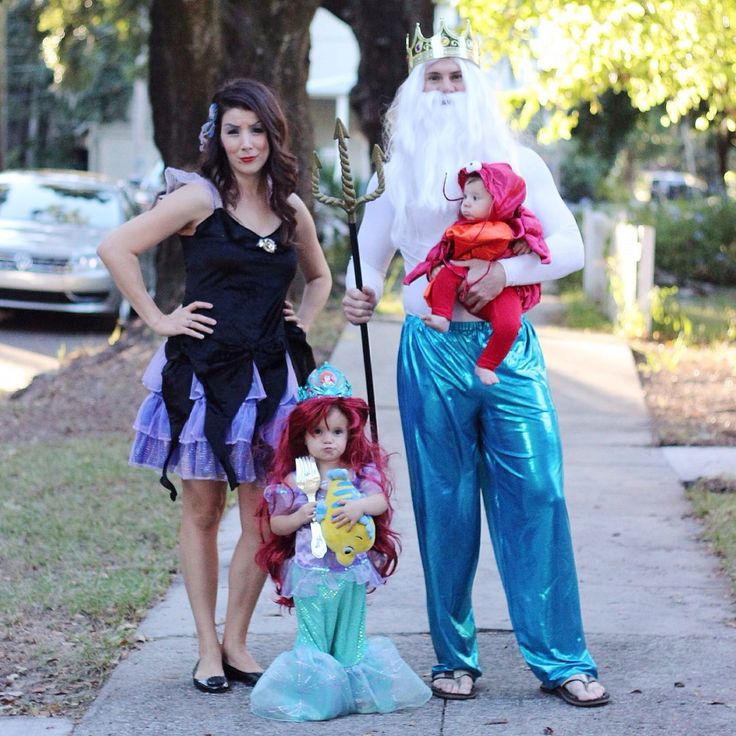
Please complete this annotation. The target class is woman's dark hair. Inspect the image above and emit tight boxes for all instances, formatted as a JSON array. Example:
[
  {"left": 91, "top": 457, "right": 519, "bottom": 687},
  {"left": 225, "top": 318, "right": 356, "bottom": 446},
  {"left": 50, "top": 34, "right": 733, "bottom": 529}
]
[{"left": 200, "top": 78, "right": 298, "bottom": 241}]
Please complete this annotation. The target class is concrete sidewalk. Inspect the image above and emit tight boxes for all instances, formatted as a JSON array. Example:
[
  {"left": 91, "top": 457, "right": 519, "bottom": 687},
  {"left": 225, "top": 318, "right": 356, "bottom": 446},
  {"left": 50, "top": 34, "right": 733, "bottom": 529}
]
[{"left": 7, "top": 306, "right": 736, "bottom": 735}]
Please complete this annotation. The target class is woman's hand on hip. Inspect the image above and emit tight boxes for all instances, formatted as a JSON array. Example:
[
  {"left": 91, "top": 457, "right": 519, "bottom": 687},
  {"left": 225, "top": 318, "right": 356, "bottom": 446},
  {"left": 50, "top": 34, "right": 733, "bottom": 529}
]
[
  {"left": 453, "top": 259, "right": 507, "bottom": 313},
  {"left": 151, "top": 301, "right": 216, "bottom": 338},
  {"left": 342, "top": 286, "right": 377, "bottom": 325},
  {"left": 283, "top": 300, "right": 306, "bottom": 332}
]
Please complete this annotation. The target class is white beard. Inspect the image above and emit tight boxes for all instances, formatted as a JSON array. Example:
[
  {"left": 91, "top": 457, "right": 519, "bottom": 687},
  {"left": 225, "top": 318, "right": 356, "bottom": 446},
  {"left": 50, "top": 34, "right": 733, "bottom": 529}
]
[
  {"left": 390, "top": 91, "right": 470, "bottom": 203},
  {"left": 385, "top": 92, "right": 472, "bottom": 246},
  {"left": 383, "top": 61, "right": 517, "bottom": 248}
]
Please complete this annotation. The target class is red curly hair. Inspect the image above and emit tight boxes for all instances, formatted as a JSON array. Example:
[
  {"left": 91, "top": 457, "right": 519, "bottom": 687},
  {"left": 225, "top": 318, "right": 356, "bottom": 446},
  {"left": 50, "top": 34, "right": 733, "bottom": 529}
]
[{"left": 255, "top": 396, "right": 400, "bottom": 607}]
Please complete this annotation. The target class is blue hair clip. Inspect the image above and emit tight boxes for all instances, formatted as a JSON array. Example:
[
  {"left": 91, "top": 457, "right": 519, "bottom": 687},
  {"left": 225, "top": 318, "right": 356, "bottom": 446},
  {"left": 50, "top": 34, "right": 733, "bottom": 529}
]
[
  {"left": 298, "top": 362, "right": 352, "bottom": 402},
  {"left": 198, "top": 103, "right": 218, "bottom": 152}
]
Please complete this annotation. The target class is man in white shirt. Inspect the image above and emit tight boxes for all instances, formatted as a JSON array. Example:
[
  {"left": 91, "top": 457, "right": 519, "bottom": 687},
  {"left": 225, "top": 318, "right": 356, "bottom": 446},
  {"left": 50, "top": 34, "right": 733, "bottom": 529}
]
[{"left": 343, "top": 21, "right": 608, "bottom": 706}]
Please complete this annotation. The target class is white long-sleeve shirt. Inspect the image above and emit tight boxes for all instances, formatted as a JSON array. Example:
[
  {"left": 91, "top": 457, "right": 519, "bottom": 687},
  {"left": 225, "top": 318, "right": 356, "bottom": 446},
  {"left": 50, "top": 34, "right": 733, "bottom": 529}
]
[{"left": 347, "top": 146, "right": 584, "bottom": 319}]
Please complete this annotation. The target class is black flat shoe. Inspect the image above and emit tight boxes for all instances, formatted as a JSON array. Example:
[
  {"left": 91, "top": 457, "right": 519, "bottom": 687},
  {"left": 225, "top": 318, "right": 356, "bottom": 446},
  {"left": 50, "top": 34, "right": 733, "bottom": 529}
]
[
  {"left": 192, "top": 662, "right": 229, "bottom": 694},
  {"left": 222, "top": 660, "right": 263, "bottom": 686}
]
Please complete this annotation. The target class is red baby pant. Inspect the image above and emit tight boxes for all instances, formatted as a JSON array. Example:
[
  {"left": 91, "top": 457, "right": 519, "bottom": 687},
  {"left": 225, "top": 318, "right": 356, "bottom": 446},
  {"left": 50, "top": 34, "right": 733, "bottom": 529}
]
[{"left": 428, "top": 265, "right": 523, "bottom": 371}]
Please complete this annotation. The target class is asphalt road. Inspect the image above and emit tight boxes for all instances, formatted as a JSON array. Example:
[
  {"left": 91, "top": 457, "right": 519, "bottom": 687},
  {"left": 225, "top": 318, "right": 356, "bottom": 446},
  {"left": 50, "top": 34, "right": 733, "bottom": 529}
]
[{"left": 0, "top": 309, "right": 115, "bottom": 393}]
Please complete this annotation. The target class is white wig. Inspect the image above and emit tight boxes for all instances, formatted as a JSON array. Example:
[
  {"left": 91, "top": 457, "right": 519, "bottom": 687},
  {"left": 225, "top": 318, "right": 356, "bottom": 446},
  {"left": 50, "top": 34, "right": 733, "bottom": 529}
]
[{"left": 383, "top": 58, "right": 517, "bottom": 247}]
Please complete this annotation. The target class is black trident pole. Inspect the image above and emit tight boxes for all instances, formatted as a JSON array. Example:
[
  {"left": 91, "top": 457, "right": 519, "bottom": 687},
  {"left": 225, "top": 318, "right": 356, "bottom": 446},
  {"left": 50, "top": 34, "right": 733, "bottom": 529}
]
[{"left": 312, "top": 119, "right": 386, "bottom": 442}]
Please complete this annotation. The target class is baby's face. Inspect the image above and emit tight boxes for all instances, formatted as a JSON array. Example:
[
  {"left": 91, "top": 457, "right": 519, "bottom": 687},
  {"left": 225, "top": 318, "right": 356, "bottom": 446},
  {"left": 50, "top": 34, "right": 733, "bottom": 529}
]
[{"left": 460, "top": 178, "right": 493, "bottom": 221}]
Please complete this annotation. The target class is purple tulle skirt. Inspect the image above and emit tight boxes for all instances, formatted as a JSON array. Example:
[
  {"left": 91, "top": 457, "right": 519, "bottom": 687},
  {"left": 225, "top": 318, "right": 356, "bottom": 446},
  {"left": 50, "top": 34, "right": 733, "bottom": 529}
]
[{"left": 129, "top": 342, "right": 298, "bottom": 484}]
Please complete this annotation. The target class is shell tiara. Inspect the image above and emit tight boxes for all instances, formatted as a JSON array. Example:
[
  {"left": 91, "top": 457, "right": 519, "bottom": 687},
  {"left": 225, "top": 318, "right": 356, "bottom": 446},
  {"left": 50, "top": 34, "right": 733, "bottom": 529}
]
[{"left": 298, "top": 362, "right": 353, "bottom": 402}]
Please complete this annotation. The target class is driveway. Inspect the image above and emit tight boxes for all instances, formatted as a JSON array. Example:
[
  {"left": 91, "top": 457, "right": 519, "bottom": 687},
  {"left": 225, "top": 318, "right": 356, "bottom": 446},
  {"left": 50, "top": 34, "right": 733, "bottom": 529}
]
[{"left": 0, "top": 309, "right": 114, "bottom": 393}]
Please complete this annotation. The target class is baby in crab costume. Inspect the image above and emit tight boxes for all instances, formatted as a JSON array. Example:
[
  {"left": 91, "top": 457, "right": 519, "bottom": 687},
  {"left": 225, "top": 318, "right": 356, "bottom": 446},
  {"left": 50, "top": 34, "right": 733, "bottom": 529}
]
[{"left": 404, "top": 161, "right": 551, "bottom": 384}]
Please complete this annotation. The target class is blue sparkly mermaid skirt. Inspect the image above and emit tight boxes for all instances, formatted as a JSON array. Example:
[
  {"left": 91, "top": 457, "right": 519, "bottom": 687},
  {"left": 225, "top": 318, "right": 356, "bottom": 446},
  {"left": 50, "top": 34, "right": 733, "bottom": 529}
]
[
  {"left": 129, "top": 342, "right": 298, "bottom": 484},
  {"left": 250, "top": 575, "right": 431, "bottom": 721}
]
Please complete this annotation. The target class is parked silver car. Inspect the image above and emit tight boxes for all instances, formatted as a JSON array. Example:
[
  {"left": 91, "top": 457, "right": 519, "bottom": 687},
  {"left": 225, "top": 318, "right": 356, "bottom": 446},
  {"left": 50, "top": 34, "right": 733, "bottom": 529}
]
[{"left": 0, "top": 169, "right": 154, "bottom": 321}]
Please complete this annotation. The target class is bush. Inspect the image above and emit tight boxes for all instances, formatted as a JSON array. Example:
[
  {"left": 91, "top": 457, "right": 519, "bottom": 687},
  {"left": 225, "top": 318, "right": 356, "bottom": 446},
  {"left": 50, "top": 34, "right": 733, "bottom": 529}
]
[
  {"left": 632, "top": 197, "right": 736, "bottom": 286},
  {"left": 559, "top": 151, "right": 605, "bottom": 202}
]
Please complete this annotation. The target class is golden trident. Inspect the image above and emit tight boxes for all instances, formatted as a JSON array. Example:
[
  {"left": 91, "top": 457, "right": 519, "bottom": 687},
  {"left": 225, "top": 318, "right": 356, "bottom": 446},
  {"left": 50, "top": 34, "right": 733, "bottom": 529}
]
[
  {"left": 311, "top": 119, "right": 386, "bottom": 441},
  {"left": 311, "top": 119, "right": 386, "bottom": 223}
]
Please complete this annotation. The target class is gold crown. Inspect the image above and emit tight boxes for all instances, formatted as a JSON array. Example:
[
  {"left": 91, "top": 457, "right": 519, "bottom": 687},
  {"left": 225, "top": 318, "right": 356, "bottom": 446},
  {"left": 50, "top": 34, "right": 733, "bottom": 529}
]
[{"left": 406, "top": 19, "right": 480, "bottom": 72}]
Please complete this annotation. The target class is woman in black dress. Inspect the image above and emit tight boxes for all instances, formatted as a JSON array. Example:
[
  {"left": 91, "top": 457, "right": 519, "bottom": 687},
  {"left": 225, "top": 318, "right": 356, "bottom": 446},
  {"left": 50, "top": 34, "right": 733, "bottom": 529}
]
[{"left": 98, "top": 79, "right": 331, "bottom": 693}]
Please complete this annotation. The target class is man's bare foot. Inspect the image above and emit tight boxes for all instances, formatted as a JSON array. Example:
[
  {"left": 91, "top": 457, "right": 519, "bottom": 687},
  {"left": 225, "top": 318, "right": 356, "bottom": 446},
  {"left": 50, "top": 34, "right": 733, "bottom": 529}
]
[
  {"left": 562, "top": 675, "right": 607, "bottom": 702},
  {"left": 430, "top": 669, "right": 476, "bottom": 699},
  {"left": 475, "top": 366, "right": 500, "bottom": 385},
  {"left": 422, "top": 314, "right": 450, "bottom": 332},
  {"left": 542, "top": 674, "right": 610, "bottom": 707}
]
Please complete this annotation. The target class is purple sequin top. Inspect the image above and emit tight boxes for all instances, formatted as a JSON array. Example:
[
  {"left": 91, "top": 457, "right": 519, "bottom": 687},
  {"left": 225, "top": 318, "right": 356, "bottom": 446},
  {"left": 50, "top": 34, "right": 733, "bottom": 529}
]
[{"left": 264, "top": 466, "right": 386, "bottom": 597}]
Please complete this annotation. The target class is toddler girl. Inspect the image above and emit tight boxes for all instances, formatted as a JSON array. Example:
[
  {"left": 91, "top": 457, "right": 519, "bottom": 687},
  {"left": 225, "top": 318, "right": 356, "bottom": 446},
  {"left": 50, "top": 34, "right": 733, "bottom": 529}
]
[{"left": 250, "top": 363, "right": 431, "bottom": 721}]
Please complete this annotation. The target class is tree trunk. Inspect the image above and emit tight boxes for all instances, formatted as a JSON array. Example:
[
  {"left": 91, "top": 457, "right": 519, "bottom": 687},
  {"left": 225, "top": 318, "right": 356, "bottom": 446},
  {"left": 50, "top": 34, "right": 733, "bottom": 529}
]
[
  {"left": 149, "top": 0, "right": 223, "bottom": 170},
  {"left": 149, "top": 0, "right": 223, "bottom": 311},
  {"left": 220, "top": 0, "right": 322, "bottom": 203},
  {"left": 0, "top": 6, "right": 7, "bottom": 170},
  {"left": 714, "top": 120, "right": 734, "bottom": 191},
  {"left": 321, "top": 0, "right": 434, "bottom": 150}
]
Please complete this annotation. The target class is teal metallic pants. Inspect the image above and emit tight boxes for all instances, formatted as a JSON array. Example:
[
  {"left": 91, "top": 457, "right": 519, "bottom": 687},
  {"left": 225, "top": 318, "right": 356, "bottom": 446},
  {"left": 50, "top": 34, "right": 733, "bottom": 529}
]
[{"left": 397, "top": 315, "right": 597, "bottom": 688}]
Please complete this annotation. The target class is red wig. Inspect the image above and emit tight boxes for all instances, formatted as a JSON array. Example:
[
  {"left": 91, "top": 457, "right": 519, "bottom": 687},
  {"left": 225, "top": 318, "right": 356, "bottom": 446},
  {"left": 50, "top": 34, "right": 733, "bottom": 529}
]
[{"left": 255, "top": 396, "right": 400, "bottom": 607}]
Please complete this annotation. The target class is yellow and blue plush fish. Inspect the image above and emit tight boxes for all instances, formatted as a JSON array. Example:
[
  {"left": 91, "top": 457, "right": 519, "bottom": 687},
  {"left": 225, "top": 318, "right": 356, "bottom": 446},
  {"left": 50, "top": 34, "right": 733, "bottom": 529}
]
[{"left": 316, "top": 468, "right": 376, "bottom": 566}]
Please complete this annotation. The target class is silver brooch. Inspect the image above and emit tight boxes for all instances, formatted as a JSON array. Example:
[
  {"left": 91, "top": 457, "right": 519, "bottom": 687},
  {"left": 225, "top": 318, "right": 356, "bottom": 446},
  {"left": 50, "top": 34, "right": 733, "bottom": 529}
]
[{"left": 257, "top": 237, "right": 277, "bottom": 254}]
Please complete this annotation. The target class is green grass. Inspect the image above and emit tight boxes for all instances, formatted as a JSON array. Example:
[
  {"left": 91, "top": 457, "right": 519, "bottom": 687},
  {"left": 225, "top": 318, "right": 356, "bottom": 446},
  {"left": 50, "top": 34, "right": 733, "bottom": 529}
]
[
  {"left": 0, "top": 436, "right": 179, "bottom": 616},
  {"left": 553, "top": 273, "right": 614, "bottom": 333},
  {"left": 677, "top": 286, "right": 736, "bottom": 344},
  {"left": 557, "top": 282, "right": 735, "bottom": 346},
  {"left": 0, "top": 435, "right": 180, "bottom": 716},
  {"left": 687, "top": 476, "right": 736, "bottom": 597},
  {"left": 559, "top": 287, "right": 613, "bottom": 332}
]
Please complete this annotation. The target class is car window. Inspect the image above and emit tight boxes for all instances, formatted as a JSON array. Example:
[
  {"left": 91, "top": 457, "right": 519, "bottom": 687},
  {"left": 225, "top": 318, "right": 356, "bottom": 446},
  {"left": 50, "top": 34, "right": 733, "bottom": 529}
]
[{"left": 0, "top": 179, "right": 123, "bottom": 228}]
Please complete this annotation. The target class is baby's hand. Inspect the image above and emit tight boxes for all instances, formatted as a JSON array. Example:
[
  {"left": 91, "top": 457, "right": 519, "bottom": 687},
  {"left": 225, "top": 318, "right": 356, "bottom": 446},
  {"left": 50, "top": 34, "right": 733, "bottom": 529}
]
[
  {"left": 297, "top": 501, "right": 317, "bottom": 525},
  {"left": 511, "top": 238, "right": 532, "bottom": 255},
  {"left": 331, "top": 499, "right": 365, "bottom": 529}
]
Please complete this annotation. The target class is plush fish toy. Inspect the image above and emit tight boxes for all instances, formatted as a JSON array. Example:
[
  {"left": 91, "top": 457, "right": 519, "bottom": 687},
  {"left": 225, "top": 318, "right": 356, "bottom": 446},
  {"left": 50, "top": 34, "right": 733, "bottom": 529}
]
[{"left": 316, "top": 468, "right": 376, "bottom": 566}]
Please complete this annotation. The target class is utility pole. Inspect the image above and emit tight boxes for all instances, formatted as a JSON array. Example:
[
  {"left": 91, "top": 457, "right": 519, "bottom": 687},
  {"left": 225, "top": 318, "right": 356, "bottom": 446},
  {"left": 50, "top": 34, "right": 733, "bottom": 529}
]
[{"left": 0, "top": 2, "right": 7, "bottom": 170}]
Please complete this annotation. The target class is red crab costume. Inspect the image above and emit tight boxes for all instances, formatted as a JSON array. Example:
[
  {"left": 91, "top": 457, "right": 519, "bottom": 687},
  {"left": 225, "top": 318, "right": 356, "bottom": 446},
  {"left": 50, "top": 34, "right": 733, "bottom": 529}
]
[{"left": 403, "top": 162, "right": 551, "bottom": 371}]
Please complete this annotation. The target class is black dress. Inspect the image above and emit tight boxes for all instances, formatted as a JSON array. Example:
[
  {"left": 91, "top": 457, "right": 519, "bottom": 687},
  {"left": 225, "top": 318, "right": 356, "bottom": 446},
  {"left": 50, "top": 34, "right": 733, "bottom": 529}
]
[{"left": 129, "top": 169, "right": 314, "bottom": 500}]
